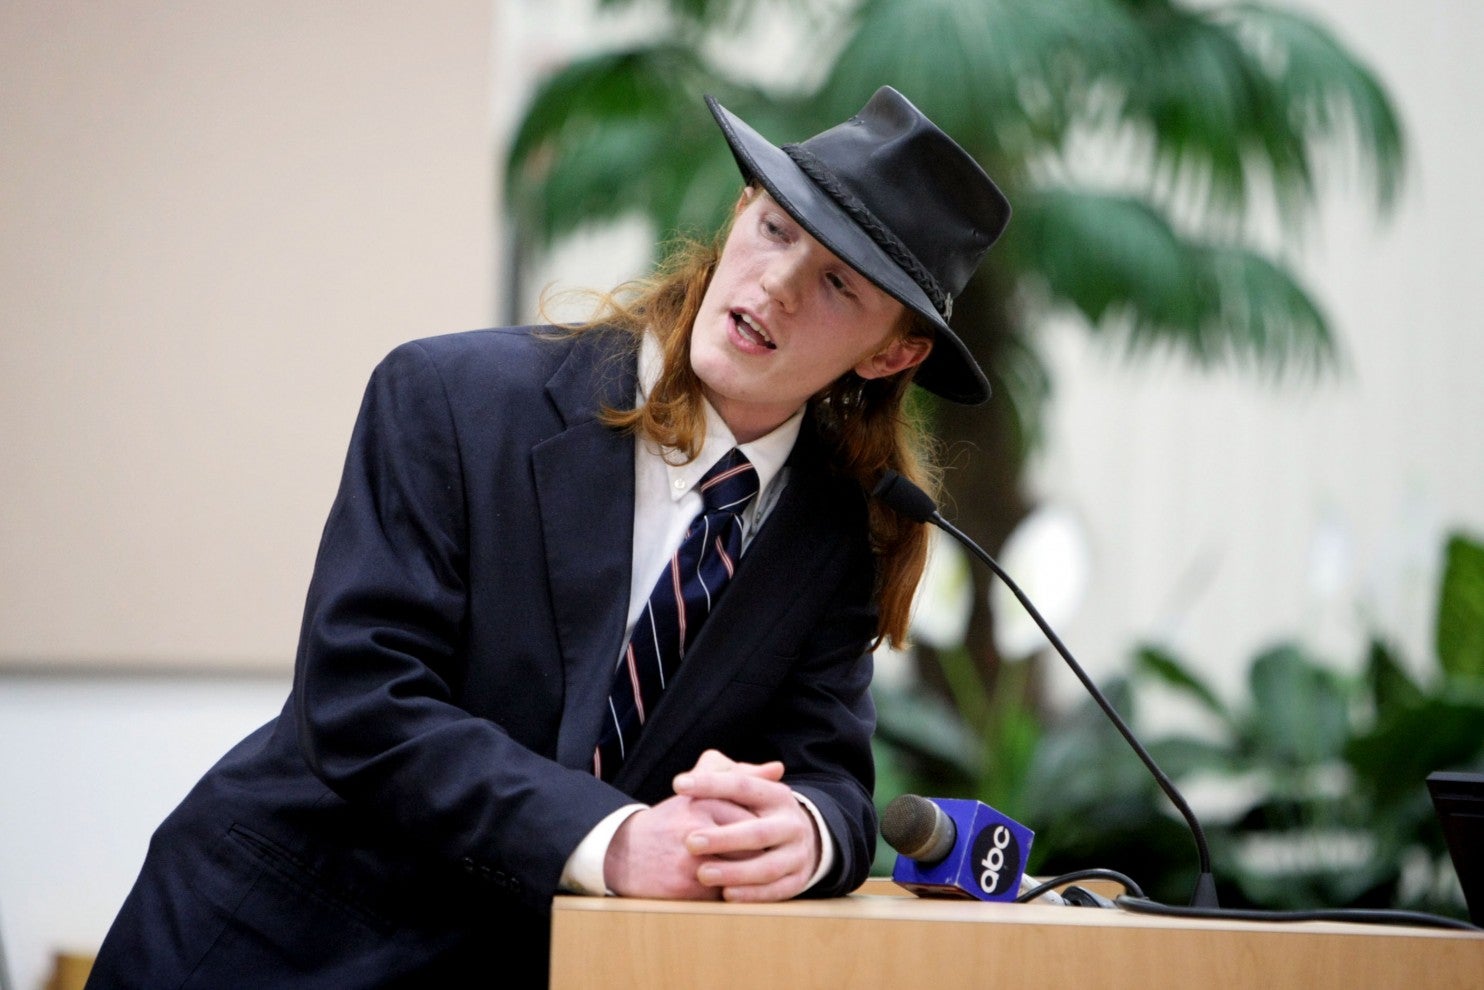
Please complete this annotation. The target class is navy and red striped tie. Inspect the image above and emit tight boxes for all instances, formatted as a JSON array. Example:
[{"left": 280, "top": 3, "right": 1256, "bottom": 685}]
[{"left": 594, "top": 448, "right": 759, "bottom": 781}]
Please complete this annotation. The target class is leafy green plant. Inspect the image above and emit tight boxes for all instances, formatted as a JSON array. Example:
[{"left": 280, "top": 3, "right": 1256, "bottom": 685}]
[{"left": 873, "top": 531, "right": 1484, "bottom": 916}]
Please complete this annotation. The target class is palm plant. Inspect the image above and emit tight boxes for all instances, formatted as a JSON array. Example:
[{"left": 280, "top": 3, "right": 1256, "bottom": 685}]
[{"left": 505, "top": 0, "right": 1404, "bottom": 700}]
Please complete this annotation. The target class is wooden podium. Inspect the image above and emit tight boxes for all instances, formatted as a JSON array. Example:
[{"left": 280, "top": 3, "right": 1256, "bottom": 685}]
[{"left": 550, "top": 880, "right": 1484, "bottom": 988}]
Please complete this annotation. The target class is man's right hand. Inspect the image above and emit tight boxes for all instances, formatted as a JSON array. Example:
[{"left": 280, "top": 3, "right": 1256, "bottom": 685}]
[{"left": 603, "top": 795, "right": 754, "bottom": 899}]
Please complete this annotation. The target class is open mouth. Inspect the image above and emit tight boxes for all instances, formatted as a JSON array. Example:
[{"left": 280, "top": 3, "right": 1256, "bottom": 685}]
[{"left": 732, "top": 311, "right": 777, "bottom": 350}]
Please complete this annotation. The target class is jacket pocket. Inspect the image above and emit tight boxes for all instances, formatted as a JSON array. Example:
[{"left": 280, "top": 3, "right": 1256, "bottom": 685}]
[{"left": 224, "top": 823, "right": 395, "bottom": 934}]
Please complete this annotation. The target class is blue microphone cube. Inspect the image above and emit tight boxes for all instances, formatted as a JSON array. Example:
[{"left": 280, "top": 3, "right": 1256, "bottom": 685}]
[{"left": 890, "top": 798, "right": 1035, "bottom": 902}]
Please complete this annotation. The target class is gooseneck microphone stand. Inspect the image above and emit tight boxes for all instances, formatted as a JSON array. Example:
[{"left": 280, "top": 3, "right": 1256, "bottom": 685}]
[{"left": 873, "top": 470, "right": 1219, "bottom": 908}]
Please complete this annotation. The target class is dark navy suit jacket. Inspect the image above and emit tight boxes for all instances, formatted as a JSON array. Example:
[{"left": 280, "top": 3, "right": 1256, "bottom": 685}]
[{"left": 88, "top": 327, "right": 879, "bottom": 988}]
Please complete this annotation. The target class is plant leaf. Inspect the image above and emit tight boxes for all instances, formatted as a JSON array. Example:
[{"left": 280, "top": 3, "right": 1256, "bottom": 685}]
[
  {"left": 505, "top": 45, "right": 748, "bottom": 250},
  {"left": 1222, "top": 3, "right": 1405, "bottom": 214},
  {"left": 1134, "top": 642, "right": 1229, "bottom": 718},
  {"left": 819, "top": 0, "right": 1144, "bottom": 164},
  {"left": 1436, "top": 531, "right": 1484, "bottom": 682},
  {"left": 871, "top": 682, "right": 982, "bottom": 778},
  {"left": 1364, "top": 637, "right": 1422, "bottom": 715},
  {"left": 1006, "top": 188, "right": 1335, "bottom": 375},
  {"left": 1347, "top": 692, "right": 1484, "bottom": 809},
  {"left": 1245, "top": 643, "right": 1350, "bottom": 766}
]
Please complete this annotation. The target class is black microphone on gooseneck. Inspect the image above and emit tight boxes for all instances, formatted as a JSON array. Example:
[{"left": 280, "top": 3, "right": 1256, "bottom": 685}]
[{"left": 872, "top": 470, "right": 1220, "bottom": 908}]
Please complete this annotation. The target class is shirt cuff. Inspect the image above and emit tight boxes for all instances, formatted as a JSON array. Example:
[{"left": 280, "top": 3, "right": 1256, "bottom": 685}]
[
  {"left": 559, "top": 803, "right": 646, "bottom": 896},
  {"left": 794, "top": 791, "right": 836, "bottom": 892}
]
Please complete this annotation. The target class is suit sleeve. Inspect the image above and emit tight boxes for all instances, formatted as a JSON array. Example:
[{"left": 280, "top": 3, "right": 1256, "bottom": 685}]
[{"left": 291, "top": 340, "right": 630, "bottom": 910}]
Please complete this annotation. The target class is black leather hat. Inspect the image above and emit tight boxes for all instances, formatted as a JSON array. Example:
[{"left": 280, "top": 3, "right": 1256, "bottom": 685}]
[{"left": 706, "top": 86, "right": 1010, "bottom": 404}]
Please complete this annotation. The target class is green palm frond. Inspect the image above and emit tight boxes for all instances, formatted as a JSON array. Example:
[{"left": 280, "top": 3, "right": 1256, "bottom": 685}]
[
  {"left": 506, "top": 45, "right": 748, "bottom": 249},
  {"left": 1094, "top": 0, "right": 1403, "bottom": 227},
  {"left": 1222, "top": 3, "right": 1405, "bottom": 211},
  {"left": 1120, "top": 4, "right": 1305, "bottom": 222},
  {"left": 820, "top": 0, "right": 1144, "bottom": 162},
  {"left": 1007, "top": 187, "right": 1333, "bottom": 372},
  {"left": 1193, "top": 245, "right": 1334, "bottom": 372},
  {"left": 819, "top": 0, "right": 1402, "bottom": 234}
]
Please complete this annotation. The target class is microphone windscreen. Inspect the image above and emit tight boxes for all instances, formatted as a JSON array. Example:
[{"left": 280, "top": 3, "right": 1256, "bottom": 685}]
[
  {"left": 881, "top": 794, "right": 956, "bottom": 864},
  {"left": 871, "top": 471, "right": 938, "bottom": 522}
]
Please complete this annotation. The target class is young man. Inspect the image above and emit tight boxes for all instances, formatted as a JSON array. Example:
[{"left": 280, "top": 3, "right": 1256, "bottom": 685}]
[{"left": 87, "top": 86, "right": 1009, "bottom": 988}]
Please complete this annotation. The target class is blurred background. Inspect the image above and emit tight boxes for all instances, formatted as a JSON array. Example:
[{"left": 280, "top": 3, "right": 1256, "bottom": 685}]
[{"left": 2, "top": 1, "right": 1480, "bottom": 986}]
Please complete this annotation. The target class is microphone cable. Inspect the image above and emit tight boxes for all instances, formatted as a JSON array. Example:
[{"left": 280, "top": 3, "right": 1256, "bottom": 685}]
[
  {"left": 1113, "top": 896, "right": 1483, "bottom": 933},
  {"left": 1016, "top": 869, "right": 1480, "bottom": 931},
  {"left": 1016, "top": 868, "right": 1146, "bottom": 904}
]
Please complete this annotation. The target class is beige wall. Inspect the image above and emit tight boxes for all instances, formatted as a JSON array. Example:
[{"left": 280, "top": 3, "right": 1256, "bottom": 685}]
[{"left": 0, "top": 1, "right": 496, "bottom": 670}]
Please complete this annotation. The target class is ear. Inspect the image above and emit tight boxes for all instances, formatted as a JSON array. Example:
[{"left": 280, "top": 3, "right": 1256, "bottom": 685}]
[{"left": 856, "top": 334, "right": 932, "bottom": 381}]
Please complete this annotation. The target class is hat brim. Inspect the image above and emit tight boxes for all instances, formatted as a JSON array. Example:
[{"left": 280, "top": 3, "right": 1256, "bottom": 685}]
[{"left": 706, "top": 96, "right": 991, "bottom": 405}]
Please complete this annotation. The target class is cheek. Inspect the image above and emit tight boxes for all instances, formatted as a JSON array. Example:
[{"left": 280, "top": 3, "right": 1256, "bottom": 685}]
[{"left": 836, "top": 309, "right": 899, "bottom": 359}]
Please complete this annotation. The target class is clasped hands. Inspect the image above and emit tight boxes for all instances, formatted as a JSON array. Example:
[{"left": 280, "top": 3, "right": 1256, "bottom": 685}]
[{"left": 603, "top": 749, "right": 821, "bottom": 902}]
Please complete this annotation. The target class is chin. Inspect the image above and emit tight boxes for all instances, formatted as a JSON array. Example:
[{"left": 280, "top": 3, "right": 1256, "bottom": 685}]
[{"left": 689, "top": 334, "right": 734, "bottom": 391}]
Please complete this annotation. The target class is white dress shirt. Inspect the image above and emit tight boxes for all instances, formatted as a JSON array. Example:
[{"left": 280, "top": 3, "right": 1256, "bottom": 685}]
[{"left": 559, "top": 333, "right": 836, "bottom": 895}]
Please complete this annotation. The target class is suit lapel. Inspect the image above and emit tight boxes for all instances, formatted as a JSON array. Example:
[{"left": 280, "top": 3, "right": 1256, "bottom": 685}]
[{"left": 531, "top": 331, "right": 639, "bottom": 770}]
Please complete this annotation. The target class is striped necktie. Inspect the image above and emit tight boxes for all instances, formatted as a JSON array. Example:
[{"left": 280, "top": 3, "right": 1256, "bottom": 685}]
[{"left": 594, "top": 448, "right": 759, "bottom": 781}]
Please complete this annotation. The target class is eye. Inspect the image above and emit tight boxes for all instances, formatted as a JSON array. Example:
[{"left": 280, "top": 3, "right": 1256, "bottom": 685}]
[
  {"left": 826, "top": 271, "right": 857, "bottom": 299},
  {"left": 757, "top": 209, "right": 792, "bottom": 241}
]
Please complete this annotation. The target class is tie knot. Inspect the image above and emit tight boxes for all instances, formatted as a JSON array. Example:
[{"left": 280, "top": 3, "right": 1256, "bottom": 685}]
[{"left": 698, "top": 448, "right": 758, "bottom": 515}]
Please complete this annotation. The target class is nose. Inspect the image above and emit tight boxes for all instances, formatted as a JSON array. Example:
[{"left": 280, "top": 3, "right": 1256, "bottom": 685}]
[{"left": 760, "top": 247, "right": 807, "bottom": 313}]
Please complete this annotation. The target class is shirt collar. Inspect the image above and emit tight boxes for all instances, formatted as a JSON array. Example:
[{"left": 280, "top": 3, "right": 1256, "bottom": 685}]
[{"left": 639, "top": 332, "right": 803, "bottom": 505}]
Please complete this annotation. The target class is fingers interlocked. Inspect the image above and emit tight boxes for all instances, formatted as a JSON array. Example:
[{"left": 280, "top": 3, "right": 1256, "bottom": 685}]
[{"left": 672, "top": 750, "right": 820, "bottom": 902}]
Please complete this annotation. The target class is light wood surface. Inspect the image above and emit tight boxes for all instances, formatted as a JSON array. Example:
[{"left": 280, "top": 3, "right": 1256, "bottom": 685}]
[
  {"left": 43, "top": 952, "right": 93, "bottom": 990},
  {"left": 550, "top": 884, "right": 1484, "bottom": 989}
]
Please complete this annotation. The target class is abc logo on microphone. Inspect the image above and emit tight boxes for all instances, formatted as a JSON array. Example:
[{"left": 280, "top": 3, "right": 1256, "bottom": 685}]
[
  {"left": 970, "top": 821, "right": 1022, "bottom": 896},
  {"left": 889, "top": 798, "right": 1034, "bottom": 902}
]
